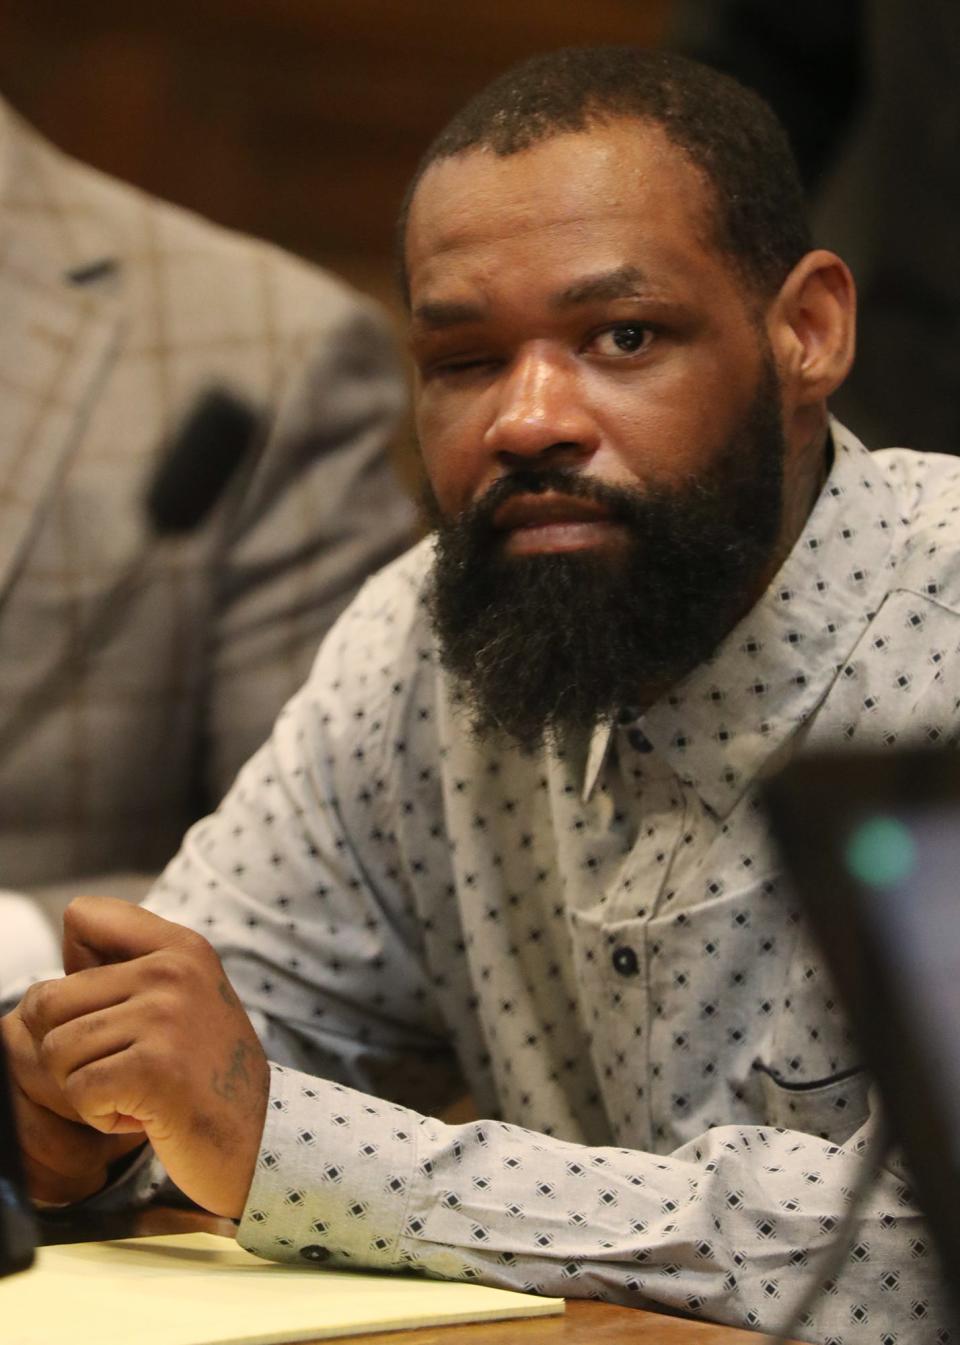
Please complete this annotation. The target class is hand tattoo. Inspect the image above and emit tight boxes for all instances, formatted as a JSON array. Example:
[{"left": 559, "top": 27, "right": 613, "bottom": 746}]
[
  {"left": 211, "top": 1040, "right": 256, "bottom": 1104},
  {"left": 217, "top": 977, "right": 239, "bottom": 1008}
]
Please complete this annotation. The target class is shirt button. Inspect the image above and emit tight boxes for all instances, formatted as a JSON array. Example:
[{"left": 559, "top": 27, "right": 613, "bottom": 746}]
[
  {"left": 299, "top": 1245, "right": 331, "bottom": 1263},
  {"left": 611, "top": 945, "right": 639, "bottom": 977}
]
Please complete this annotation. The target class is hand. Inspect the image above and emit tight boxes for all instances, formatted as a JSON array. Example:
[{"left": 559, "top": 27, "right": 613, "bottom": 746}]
[
  {"left": 18, "top": 896, "right": 270, "bottom": 1218},
  {"left": 2, "top": 1006, "right": 144, "bottom": 1204}
]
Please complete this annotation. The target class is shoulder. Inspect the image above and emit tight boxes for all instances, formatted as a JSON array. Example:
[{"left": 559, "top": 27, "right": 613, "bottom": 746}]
[
  {"left": 139, "top": 194, "right": 381, "bottom": 338},
  {"left": 42, "top": 134, "right": 383, "bottom": 340},
  {"left": 299, "top": 537, "right": 438, "bottom": 720},
  {"left": 872, "top": 447, "right": 960, "bottom": 609},
  {"left": 263, "top": 537, "right": 440, "bottom": 800},
  {"left": 869, "top": 445, "right": 960, "bottom": 514}
]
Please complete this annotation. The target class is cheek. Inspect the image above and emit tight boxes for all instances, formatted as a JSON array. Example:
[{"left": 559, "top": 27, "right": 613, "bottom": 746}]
[
  {"left": 586, "top": 364, "right": 754, "bottom": 485},
  {"left": 582, "top": 397, "right": 702, "bottom": 490},
  {"left": 415, "top": 393, "right": 489, "bottom": 516}
]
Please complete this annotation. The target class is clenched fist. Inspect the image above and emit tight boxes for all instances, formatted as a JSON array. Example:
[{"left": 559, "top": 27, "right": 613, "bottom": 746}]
[
  {"left": 1, "top": 1005, "right": 144, "bottom": 1205},
  {"left": 11, "top": 896, "right": 269, "bottom": 1218}
]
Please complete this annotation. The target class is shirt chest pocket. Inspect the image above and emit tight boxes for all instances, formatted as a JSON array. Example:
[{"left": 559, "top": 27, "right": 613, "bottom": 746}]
[
  {"left": 752, "top": 1059, "right": 870, "bottom": 1144},
  {"left": 750, "top": 924, "right": 869, "bottom": 1144}
]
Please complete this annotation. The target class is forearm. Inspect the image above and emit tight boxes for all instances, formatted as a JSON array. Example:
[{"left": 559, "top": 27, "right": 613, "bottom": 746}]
[{"left": 238, "top": 1064, "right": 950, "bottom": 1341}]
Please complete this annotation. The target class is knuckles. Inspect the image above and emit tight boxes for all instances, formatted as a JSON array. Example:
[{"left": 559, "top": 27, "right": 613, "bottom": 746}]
[
  {"left": 63, "top": 1037, "right": 179, "bottom": 1116},
  {"left": 144, "top": 946, "right": 201, "bottom": 988},
  {"left": 18, "top": 979, "right": 61, "bottom": 1037},
  {"left": 141, "top": 940, "right": 221, "bottom": 998},
  {"left": 59, "top": 1055, "right": 129, "bottom": 1127},
  {"left": 1, "top": 1009, "right": 31, "bottom": 1065},
  {"left": 37, "top": 1023, "right": 67, "bottom": 1073}
]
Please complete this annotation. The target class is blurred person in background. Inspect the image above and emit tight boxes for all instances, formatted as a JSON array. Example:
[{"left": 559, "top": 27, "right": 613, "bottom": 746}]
[
  {"left": 0, "top": 94, "right": 414, "bottom": 984},
  {"left": 670, "top": 0, "right": 960, "bottom": 457}
]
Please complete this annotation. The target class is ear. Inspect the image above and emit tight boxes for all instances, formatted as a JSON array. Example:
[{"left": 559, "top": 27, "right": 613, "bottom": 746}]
[{"left": 767, "top": 249, "right": 856, "bottom": 407}]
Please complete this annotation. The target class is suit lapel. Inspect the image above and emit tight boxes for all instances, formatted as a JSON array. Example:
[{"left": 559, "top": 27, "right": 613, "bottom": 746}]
[{"left": 0, "top": 107, "right": 122, "bottom": 607}]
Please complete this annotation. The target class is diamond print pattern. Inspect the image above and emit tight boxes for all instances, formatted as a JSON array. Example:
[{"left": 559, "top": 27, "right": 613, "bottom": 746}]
[{"left": 144, "top": 429, "right": 960, "bottom": 1341}]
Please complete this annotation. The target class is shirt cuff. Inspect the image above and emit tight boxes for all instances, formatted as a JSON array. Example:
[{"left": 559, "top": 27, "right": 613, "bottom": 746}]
[{"left": 237, "top": 1062, "right": 430, "bottom": 1270}]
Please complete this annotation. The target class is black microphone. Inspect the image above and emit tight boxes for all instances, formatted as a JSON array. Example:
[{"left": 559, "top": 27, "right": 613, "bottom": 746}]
[
  {"left": 0, "top": 387, "right": 263, "bottom": 765},
  {"left": 145, "top": 387, "right": 260, "bottom": 535}
]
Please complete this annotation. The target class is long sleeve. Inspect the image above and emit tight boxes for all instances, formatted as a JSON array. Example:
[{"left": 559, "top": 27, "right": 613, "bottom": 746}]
[
  {"left": 238, "top": 1065, "right": 947, "bottom": 1343},
  {"left": 147, "top": 558, "right": 463, "bottom": 1115}
]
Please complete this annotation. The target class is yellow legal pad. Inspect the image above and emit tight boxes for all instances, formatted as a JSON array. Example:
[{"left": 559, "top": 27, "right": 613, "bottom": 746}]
[{"left": 1, "top": 1233, "right": 564, "bottom": 1344}]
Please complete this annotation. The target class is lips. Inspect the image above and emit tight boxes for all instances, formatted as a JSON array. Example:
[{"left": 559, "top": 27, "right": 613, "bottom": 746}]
[{"left": 491, "top": 491, "right": 615, "bottom": 531}]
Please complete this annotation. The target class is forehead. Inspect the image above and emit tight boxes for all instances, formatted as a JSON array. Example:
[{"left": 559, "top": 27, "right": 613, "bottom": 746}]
[{"left": 405, "top": 121, "right": 730, "bottom": 307}]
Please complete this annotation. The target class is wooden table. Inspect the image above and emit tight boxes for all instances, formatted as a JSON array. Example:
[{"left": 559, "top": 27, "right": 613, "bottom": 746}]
[{"left": 38, "top": 1206, "right": 799, "bottom": 1345}]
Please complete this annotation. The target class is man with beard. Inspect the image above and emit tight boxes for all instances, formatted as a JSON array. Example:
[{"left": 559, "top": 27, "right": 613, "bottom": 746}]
[{"left": 3, "top": 48, "right": 957, "bottom": 1340}]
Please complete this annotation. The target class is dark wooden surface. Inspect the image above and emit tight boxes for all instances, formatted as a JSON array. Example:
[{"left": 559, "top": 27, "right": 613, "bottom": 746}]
[{"left": 38, "top": 1205, "right": 800, "bottom": 1345}]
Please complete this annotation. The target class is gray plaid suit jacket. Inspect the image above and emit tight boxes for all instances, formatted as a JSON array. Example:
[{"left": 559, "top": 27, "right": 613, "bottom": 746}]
[{"left": 0, "top": 100, "right": 414, "bottom": 905}]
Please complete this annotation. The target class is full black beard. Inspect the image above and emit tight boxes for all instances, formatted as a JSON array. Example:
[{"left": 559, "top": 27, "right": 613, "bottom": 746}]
[{"left": 426, "top": 360, "right": 786, "bottom": 751}]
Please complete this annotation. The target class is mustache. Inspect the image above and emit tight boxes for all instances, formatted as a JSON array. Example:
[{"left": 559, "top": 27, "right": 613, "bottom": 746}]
[{"left": 438, "top": 468, "right": 648, "bottom": 540}]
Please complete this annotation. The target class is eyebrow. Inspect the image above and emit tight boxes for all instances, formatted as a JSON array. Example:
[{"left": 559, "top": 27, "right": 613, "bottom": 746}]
[
  {"left": 411, "top": 299, "right": 486, "bottom": 331},
  {"left": 411, "top": 264, "right": 660, "bottom": 334},
  {"left": 551, "top": 265, "right": 655, "bottom": 309}
]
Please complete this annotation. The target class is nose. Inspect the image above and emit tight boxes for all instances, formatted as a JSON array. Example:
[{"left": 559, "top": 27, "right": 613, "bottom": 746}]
[{"left": 483, "top": 345, "right": 598, "bottom": 467}]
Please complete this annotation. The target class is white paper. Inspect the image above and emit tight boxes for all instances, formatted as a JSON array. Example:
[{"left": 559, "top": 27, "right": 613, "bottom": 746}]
[{"left": 1, "top": 1233, "right": 564, "bottom": 1344}]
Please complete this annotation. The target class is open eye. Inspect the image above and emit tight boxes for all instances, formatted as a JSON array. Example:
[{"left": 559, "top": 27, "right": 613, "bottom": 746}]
[{"left": 589, "top": 323, "right": 655, "bottom": 357}]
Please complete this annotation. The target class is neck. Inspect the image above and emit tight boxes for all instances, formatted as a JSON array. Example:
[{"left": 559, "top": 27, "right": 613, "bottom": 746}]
[{"left": 777, "top": 417, "right": 832, "bottom": 569}]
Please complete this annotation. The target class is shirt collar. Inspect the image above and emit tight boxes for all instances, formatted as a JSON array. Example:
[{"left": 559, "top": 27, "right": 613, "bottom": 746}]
[{"left": 582, "top": 421, "right": 898, "bottom": 811}]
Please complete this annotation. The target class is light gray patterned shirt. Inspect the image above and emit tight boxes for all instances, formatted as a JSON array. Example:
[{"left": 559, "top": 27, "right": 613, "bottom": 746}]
[{"left": 146, "top": 422, "right": 958, "bottom": 1342}]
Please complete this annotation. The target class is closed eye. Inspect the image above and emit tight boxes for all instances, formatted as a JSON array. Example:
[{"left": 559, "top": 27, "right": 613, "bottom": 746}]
[{"left": 424, "top": 355, "right": 501, "bottom": 381}]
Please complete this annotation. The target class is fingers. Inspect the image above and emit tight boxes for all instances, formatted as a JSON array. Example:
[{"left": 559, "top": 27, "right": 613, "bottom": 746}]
[
  {"left": 39, "top": 1002, "right": 141, "bottom": 1113},
  {"left": 19, "top": 964, "right": 140, "bottom": 1040},
  {"left": 47, "top": 1039, "right": 164, "bottom": 1136},
  {"left": 2, "top": 1007, "right": 82, "bottom": 1122},
  {"left": 11, "top": 915, "right": 265, "bottom": 1219},
  {"left": 7, "top": 998, "right": 144, "bottom": 1138},
  {"left": 23, "top": 1146, "right": 111, "bottom": 1205},
  {"left": 24, "top": 984, "right": 187, "bottom": 1136},
  {"left": 42, "top": 1003, "right": 135, "bottom": 1078},
  {"left": 11, "top": 1077, "right": 142, "bottom": 1204},
  {"left": 63, "top": 896, "right": 204, "bottom": 975},
  {"left": 38, "top": 1003, "right": 152, "bottom": 1135},
  {"left": 21, "top": 930, "right": 215, "bottom": 1041}
]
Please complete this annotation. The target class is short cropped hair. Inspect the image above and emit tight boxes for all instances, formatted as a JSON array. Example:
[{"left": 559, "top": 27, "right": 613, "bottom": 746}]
[{"left": 398, "top": 46, "right": 811, "bottom": 301}]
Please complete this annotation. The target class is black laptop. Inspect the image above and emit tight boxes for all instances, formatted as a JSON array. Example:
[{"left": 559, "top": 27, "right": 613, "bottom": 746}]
[
  {"left": 764, "top": 747, "right": 960, "bottom": 1307},
  {"left": 0, "top": 1032, "right": 36, "bottom": 1277}
]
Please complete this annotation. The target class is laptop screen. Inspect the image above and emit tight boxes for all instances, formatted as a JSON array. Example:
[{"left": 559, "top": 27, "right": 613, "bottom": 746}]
[
  {"left": 764, "top": 747, "right": 960, "bottom": 1300},
  {"left": 0, "top": 1032, "right": 36, "bottom": 1277}
]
